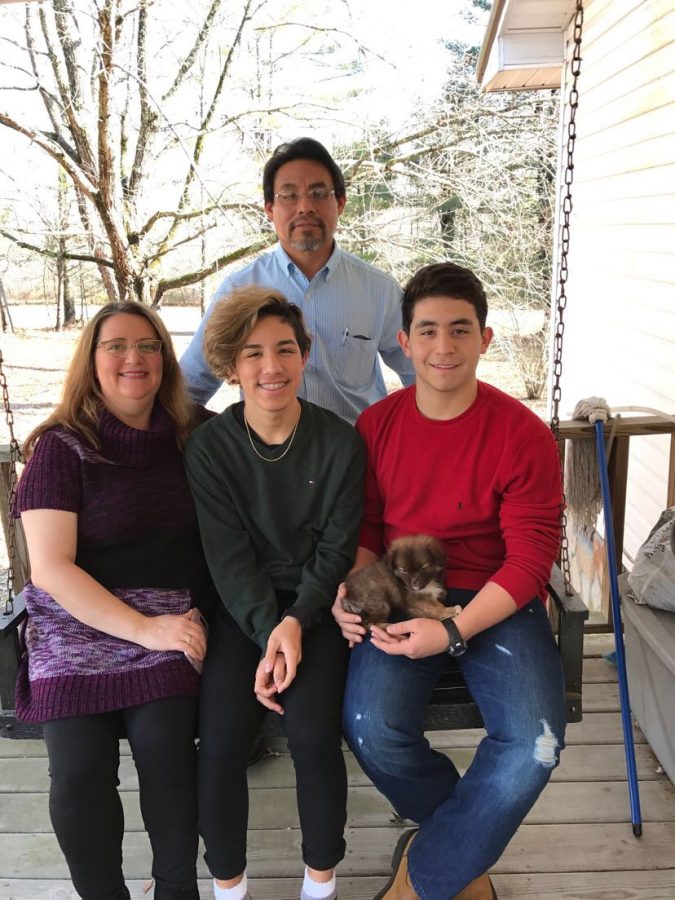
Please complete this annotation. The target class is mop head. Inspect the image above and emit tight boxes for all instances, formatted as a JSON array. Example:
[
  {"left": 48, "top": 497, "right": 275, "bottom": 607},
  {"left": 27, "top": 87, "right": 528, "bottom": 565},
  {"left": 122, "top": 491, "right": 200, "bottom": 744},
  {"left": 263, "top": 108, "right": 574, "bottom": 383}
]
[
  {"left": 572, "top": 396, "right": 610, "bottom": 424},
  {"left": 565, "top": 397, "right": 611, "bottom": 533}
]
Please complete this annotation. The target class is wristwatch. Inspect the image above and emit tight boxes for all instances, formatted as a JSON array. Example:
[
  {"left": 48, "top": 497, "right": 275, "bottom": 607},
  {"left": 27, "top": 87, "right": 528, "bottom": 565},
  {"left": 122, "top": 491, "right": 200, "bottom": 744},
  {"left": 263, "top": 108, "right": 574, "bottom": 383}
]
[{"left": 442, "top": 618, "right": 468, "bottom": 657}]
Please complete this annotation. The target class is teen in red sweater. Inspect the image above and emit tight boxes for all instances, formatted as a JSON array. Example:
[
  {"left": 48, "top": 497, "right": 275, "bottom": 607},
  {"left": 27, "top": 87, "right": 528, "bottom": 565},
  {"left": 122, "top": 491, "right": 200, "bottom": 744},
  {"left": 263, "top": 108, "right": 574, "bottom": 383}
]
[{"left": 334, "top": 262, "right": 566, "bottom": 900}]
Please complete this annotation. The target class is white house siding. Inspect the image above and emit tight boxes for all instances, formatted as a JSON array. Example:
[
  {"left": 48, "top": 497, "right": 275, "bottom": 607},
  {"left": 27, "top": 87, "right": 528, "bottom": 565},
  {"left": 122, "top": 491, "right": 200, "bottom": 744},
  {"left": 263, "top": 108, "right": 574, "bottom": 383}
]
[{"left": 555, "top": 0, "right": 675, "bottom": 564}]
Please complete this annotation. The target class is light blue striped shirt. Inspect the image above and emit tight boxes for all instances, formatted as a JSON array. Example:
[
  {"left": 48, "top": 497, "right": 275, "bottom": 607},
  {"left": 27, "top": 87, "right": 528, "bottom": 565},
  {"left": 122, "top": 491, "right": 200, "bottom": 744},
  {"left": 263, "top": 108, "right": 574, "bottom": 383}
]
[{"left": 180, "top": 242, "right": 415, "bottom": 423}]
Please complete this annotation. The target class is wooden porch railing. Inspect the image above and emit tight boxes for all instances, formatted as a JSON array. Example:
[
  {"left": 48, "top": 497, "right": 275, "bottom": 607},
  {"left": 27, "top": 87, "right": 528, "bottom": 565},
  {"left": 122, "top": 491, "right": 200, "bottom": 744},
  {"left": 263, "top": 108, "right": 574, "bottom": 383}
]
[{"left": 556, "top": 415, "right": 675, "bottom": 631}]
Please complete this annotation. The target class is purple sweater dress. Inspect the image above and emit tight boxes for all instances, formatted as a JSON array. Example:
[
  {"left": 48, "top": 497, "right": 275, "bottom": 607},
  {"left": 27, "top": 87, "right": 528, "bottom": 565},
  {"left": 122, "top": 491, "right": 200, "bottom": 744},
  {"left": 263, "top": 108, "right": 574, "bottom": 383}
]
[{"left": 13, "top": 404, "right": 213, "bottom": 722}]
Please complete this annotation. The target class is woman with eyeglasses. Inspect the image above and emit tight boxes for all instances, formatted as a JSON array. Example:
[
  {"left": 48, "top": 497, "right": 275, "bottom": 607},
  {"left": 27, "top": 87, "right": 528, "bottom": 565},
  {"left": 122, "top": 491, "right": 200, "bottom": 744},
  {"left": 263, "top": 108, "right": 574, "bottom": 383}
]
[
  {"left": 13, "top": 301, "right": 214, "bottom": 900},
  {"left": 185, "top": 286, "right": 364, "bottom": 900}
]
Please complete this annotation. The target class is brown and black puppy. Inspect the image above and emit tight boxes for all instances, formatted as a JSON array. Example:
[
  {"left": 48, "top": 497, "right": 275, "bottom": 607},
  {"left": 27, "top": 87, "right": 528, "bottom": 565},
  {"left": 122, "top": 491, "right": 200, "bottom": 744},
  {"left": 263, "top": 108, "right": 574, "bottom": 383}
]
[{"left": 343, "top": 534, "right": 461, "bottom": 630}]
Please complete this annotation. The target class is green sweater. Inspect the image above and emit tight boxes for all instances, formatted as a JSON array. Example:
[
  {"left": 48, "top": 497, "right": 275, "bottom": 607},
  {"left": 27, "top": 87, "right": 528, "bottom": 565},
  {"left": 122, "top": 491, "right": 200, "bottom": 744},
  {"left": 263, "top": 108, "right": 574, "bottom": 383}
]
[{"left": 185, "top": 400, "right": 365, "bottom": 651}]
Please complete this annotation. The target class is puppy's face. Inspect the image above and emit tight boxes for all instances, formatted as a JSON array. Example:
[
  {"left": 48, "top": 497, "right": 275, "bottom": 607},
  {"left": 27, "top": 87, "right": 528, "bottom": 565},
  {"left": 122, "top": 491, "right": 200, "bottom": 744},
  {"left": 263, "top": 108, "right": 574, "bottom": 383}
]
[{"left": 388, "top": 535, "right": 446, "bottom": 592}]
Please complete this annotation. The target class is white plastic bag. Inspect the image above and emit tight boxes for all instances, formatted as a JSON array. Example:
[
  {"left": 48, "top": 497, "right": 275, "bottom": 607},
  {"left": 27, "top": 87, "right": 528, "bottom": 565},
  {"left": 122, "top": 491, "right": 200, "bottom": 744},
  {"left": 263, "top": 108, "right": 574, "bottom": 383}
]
[{"left": 627, "top": 507, "right": 675, "bottom": 613}]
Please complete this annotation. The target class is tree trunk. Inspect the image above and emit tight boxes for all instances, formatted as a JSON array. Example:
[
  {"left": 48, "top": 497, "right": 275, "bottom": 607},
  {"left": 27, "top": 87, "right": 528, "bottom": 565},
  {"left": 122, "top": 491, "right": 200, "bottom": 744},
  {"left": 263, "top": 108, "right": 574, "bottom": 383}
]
[
  {"left": 57, "top": 168, "right": 77, "bottom": 326},
  {"left": 62, "top": 262, "right": 76, "bottom": 325}
]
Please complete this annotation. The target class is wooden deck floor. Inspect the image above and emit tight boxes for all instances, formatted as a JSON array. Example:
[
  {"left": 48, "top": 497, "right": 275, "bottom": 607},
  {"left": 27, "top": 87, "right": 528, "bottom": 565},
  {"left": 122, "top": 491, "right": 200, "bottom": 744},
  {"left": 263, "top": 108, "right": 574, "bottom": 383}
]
[{"left": 1, "top": 634, "right": 674, "bottom": 900}]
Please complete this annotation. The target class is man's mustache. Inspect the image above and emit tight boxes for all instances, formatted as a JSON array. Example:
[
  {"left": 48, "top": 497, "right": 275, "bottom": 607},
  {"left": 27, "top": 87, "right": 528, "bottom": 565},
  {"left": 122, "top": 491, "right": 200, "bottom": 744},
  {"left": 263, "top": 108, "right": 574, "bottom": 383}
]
[{"left": 291, "top": 218, "right": 325, "bottom": 229}]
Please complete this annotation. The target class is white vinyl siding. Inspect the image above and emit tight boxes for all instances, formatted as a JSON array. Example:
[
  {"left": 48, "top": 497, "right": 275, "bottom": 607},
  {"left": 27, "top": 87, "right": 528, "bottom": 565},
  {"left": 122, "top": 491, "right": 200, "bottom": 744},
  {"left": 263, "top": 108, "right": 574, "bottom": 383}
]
[{"left": 554, "top": 0, "right": 675, "bottom": 562}]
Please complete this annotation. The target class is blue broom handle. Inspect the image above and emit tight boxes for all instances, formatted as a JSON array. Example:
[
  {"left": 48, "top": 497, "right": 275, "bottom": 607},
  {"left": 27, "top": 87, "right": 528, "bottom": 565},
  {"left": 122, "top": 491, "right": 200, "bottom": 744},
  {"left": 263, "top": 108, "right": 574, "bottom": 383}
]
[{"left": 594, "top": 420, "right": 642, "bottom": 831}]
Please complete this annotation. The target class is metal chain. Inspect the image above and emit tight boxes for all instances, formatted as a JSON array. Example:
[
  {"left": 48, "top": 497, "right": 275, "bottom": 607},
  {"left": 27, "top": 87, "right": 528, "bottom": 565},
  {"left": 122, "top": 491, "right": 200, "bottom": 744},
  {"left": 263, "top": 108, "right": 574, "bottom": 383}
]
[
  {"left": 0, "top": 348, "right": 23, "bottom": 614},
  {"left": 550, "top": 0, "right": 584, "bottom": 595}
]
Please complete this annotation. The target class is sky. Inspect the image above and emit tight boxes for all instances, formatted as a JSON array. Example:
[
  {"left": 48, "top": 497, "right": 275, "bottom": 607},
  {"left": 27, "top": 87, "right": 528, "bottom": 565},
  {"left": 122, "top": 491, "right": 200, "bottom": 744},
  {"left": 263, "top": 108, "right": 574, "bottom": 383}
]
[
  {"left": 0, "top": 0, "right": 487, "bottom": 140},
  {"left": 346, "top": 0, "right": 484, "bottom": 121},
  {"left": 264, "top": 0, "right": 487, "bottom": 146},
  {"left": 0, "top": 0, "right": 488, "bottom": 238}
]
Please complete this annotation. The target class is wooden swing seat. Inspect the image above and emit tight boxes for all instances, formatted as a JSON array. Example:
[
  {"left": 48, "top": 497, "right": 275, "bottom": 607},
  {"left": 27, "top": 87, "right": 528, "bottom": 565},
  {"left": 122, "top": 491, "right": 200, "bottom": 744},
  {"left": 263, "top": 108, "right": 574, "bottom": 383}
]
[
  {"left": 0, "top": 565, "right": 587, "bottom": 742},
  {"left": 1, "top": 440, "right": 588, "bottom": 739},
  {"left": 258, "top": 564, "right": 587, "bottom": 738}
]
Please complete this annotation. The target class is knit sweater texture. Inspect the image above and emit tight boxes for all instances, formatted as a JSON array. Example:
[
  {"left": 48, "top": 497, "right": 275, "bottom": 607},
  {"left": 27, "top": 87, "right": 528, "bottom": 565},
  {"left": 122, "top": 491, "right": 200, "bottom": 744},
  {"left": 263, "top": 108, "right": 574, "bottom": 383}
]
[
  {"left": 356, "top": 383, "right": 563, "bottom": 608},
  {"left": 185, "top": 400, "right": 365, "bottom": 651},
  {"left": 13, "top": 404, "right": 211, "bottom": 722}
]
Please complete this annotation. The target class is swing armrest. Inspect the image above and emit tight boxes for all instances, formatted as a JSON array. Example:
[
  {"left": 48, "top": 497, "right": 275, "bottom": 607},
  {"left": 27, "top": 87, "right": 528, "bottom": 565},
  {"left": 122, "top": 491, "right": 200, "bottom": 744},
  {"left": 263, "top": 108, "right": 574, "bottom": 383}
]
[
  {"left": 0, "top": 589, "right": 26, "bottom": 712},
  {"left": 547, "top": 565, "right": 588, "bottom": 723},
  {"left": 0, "top": 588, "right": 27, "bottom": 638},
  {"left": 547, "top": 564, "right": 589, "bottom": 616}
]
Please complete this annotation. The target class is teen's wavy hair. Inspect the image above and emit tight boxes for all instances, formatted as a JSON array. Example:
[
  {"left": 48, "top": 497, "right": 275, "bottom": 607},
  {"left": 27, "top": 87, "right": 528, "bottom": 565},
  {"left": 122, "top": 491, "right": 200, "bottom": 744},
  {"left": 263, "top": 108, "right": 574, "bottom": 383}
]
[
  {"left": 203, "top": 286, "right": 311, "bottom": 383},
  {"left": 23, "top": 301, "right": 197, "bottom": 458}
]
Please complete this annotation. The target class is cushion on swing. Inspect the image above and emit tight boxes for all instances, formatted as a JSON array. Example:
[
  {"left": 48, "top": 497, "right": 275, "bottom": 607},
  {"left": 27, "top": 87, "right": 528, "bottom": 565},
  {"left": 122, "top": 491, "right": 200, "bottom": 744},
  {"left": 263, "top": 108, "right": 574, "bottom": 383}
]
[{"left": 0, "top": 588, "right": 27, "bottom": 638}]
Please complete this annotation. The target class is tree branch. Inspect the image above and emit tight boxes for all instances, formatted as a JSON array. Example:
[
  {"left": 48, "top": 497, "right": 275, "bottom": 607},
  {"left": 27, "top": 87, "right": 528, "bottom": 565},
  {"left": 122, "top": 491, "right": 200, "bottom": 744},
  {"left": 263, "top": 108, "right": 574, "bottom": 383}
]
[
  {"left": 96, "top": 0, "right": 116, "bottom": 214},
  {"left": 126, "top": 0, "right": 157, "bottom": 204},
  {"left": 162, "top": 0, "right": 222, "bottom": 102},
  {"left": 152, "top": 236, "right": 274, "bottom": 305},
  {"left": 94, "top": 0, "right": 137, "bottom": 299},
  {"left": 51, "top": 0, "right": 84, "bottom": 107},
  {"left": 38, "top": 1, "right": 97, "bottom": 180},
  {"left": 252, "top": 22, "right": 389, "bottom": 66},
  {"left": 0, "top": 111, "right": 97, "bottom": 199},
  {"left": 146, "top": 222, "right": 217, "bottom": 262},
  {"left": 159, "top": 0, "right": 254, "bottom": 253},
  {"left": 24, "top": 4, "right": 64, "bottom": 138},
  {"left": 0, "top": 228, "right": 114, "bottom": 267},
  {"left": 72, "top": 182, "right": 119, "bottom": 302},
  {"left": 138, "top": 201, "right": 263, "bottom": 240}
]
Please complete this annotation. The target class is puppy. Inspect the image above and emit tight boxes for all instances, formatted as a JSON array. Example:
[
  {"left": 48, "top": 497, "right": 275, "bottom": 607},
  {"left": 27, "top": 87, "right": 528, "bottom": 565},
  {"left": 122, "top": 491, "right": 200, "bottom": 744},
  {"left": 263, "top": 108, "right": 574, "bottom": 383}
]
[{"left": 343, "top": 534, "right": 461, "bottom": 630}]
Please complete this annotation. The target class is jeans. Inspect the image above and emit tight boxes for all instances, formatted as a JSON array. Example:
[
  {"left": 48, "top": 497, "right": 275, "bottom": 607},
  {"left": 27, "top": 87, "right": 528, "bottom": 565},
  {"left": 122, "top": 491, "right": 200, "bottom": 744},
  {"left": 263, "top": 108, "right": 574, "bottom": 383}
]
[
  {"left": 342, "top": 592, "right": 566, "bottom": 899},
  {"left": 198, "top": 604, "right": 349, "bottom": 878},
  {"left": 42, "top": 696, "right": 200, "bottom": 900}
]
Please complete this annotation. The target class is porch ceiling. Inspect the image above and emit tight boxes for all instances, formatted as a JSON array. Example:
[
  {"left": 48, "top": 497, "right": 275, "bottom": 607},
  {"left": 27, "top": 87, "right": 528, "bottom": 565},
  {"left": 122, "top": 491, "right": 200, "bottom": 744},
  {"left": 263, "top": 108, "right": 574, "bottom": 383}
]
[{"left": 477, "top": 0, "right": 576, "bottom": 93}]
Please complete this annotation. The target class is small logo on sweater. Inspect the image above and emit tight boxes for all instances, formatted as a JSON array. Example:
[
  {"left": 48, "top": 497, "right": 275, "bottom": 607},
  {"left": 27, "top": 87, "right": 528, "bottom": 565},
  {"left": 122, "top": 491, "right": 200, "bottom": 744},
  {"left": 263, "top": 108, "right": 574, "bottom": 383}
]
[{"left": 308, "top": 480, "right": 316, "bottom": 486}]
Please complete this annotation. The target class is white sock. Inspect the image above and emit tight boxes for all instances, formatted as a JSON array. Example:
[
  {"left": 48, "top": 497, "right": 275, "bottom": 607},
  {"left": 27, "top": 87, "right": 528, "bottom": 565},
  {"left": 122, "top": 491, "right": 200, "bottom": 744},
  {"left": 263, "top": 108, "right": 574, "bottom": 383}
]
[
  {"left": 213, "top": 873, "right": 248, "bottom": 900},
  {"left": 301, "top": 869, "right": 336, "bottom": 899}
]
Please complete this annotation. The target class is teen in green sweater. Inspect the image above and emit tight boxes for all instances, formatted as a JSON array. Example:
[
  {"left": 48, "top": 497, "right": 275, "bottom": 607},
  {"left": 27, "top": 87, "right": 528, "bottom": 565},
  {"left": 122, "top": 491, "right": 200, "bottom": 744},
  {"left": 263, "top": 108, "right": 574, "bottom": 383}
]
[{"left": 185, "top": 286, "right": 364, "bottom": 900}]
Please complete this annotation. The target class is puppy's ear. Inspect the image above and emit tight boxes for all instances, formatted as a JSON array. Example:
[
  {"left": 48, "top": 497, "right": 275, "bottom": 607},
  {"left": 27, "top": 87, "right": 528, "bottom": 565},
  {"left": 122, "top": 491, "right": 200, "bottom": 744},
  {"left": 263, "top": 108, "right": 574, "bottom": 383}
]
[{"left": 384, "top": 544, "right": 397, "bottom": 569}]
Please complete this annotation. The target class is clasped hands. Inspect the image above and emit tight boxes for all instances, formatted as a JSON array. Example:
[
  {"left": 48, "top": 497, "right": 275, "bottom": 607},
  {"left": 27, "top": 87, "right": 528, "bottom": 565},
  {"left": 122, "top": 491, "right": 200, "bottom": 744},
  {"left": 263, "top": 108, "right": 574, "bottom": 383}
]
[{"left": 255, "top": 615, "right": 303, "bottom": 714}]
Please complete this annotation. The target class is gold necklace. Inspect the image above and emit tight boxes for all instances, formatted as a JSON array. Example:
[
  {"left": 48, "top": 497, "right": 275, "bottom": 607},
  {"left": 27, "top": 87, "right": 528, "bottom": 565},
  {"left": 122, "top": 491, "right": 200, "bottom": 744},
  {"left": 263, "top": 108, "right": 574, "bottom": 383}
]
[{"left": 244, "top": 411, "right": 301, "bottom": 463}]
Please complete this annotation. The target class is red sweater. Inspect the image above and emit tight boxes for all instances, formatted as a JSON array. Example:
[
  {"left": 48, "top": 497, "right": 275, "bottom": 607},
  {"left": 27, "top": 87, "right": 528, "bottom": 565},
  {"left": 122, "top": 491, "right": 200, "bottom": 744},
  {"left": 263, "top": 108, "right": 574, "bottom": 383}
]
[{"left": 356, "top": 383, "right": 562, "bottom": 607}]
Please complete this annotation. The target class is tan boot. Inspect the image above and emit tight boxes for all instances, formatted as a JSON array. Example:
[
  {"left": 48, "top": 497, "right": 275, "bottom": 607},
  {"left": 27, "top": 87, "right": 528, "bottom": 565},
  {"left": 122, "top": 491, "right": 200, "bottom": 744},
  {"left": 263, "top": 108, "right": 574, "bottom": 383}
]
[
  {"left": 454, "top": 873, "right": 498, "bottom": 900},
  {"left": 373, "top": 829, "right": 419, "bottom": 900}
]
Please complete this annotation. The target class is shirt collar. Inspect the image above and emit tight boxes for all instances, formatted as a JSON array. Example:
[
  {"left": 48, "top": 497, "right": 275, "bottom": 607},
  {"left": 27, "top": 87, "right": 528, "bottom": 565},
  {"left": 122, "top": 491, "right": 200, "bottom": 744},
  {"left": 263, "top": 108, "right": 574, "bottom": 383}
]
[{"left": 273, "top": 241, "right": 342, "bottom": 283}]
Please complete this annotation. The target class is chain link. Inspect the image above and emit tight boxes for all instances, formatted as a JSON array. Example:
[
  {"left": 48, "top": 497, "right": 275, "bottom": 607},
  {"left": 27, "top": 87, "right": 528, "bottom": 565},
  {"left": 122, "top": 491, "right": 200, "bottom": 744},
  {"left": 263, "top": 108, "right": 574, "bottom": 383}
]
[
  {"left": 550, "top": 0, "right": 584, "bottom": 595},
  {"left": 0, "top": 347, "right": 23, "bottom": 615}
]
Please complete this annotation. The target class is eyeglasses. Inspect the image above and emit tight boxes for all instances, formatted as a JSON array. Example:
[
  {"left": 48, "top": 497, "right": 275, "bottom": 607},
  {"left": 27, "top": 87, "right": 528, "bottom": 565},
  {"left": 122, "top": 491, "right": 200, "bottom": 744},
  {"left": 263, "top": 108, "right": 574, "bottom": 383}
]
[
  {"left": 273, "top": 188, "right": 336, "bottom": 206},
  {"left": 97, "top": 339, "right": 163, "bottom": 357}
]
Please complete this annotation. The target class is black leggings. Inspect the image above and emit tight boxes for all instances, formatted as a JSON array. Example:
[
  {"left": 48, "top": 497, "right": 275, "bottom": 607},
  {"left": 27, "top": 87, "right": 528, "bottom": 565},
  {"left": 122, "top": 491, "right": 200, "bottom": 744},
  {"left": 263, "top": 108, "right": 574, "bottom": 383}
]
[
  {"left": 198, "top": 607, "right": 349, "bottom": 878},
  {"left": 42, "top": 695, "right": 199, "bottom": 900}
]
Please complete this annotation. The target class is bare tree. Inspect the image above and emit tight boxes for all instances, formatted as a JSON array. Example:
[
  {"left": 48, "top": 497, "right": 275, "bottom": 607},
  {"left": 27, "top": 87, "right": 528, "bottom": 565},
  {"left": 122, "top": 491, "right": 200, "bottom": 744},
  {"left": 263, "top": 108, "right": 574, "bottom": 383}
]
[
  {"left": 336, "top": 44, "right": 558, "bottom": 399},
  {"left": 0, "top": 0, "right": 557, "bottom": 403},
  {"left": 0, "top": 0, "right": 373, "bottom": 305}
]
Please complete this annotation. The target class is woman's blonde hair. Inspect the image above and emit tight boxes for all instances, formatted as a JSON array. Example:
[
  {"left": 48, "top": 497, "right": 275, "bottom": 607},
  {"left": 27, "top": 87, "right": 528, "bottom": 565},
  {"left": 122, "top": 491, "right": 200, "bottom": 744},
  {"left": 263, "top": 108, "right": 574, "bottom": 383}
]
[
  {"left": 23, "top": 301, "right": 197, "bottom": 458},
  {"left": 203, "top": 285, "right": 312, "bottom": 383}
]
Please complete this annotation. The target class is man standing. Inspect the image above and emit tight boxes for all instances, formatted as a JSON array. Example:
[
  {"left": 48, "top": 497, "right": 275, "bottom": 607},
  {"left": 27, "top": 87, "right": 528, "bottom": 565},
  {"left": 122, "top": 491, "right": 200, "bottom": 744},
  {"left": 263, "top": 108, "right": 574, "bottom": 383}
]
[
  {"left": 333, "top": 262, "right": 566, "bottom": 899},
  {"left": 181, "top": 138, "right": 414, "bottom": 423}
]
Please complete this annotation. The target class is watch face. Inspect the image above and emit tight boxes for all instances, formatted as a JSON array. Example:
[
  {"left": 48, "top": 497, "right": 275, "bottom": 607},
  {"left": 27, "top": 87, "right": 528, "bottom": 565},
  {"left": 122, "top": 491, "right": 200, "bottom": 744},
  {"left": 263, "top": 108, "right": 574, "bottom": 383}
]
[{"left": 448, "top": 639, "right": 467, "bottom": 657}]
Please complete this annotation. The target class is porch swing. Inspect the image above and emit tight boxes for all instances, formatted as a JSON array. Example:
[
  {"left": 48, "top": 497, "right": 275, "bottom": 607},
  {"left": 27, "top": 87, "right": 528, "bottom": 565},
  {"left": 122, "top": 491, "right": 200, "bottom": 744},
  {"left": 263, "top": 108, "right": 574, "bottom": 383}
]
[
  {"left": 0, "top": 346, "right": 31, "bottom": 732},
  {"left": 0, "top": 4, "right": 592, "bottom": 736}
]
